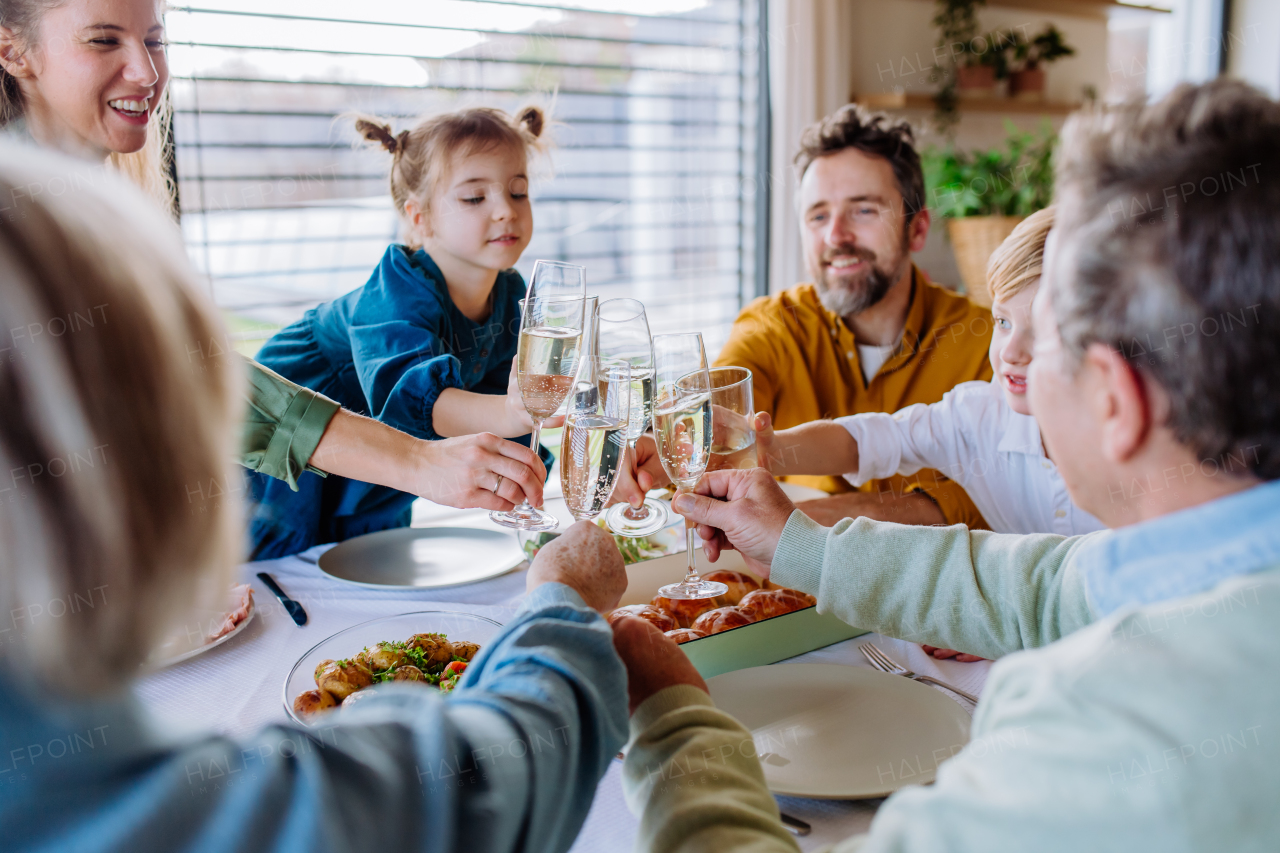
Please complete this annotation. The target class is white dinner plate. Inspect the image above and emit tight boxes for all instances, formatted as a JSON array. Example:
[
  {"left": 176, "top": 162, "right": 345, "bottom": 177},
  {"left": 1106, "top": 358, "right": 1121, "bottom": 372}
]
[
  {"left": 706, "top": 663, "right": 972, "bottom": 799},
  {"left": 318, "top": 526, "right": 524, "bottom": 589},
  {"left": 149, "top": 597, "right": 256, "bottom": 668}
]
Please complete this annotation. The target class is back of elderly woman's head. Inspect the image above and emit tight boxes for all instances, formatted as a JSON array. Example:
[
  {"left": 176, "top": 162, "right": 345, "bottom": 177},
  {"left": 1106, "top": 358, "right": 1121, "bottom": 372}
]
[
  {"left": 1050, "top": 79, "right": 1280, "bottom": 481},
  {"left": 0, "top": 143, "right": 240, "bottom": 695}
]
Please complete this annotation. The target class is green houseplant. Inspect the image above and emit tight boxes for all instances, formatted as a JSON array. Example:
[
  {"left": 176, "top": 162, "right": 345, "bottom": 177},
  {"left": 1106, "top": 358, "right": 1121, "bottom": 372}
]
[
  {"left": 923, "top": 123, "right": 1056, "bottom": 304},
  {"left": 931, "top": 0, "right": 986, "bottom": 132},
  {"left": 1009, "top": 25, "right": 1076, "bottom": 100}
]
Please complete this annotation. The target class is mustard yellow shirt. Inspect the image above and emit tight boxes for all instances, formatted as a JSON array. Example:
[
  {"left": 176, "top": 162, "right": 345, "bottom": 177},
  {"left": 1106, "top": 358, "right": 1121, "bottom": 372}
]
[{"left": 715, "top": 267, "right": 994, "bottom": 527}]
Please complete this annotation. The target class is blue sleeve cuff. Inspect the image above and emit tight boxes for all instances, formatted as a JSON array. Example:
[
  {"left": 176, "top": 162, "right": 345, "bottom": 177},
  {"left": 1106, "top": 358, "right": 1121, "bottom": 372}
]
[
  {"left": 518, "top": 582, "right": 594, "bottom": 618},
  {"left": 416, "top": 355, "right": 465, "bottom": 440}
]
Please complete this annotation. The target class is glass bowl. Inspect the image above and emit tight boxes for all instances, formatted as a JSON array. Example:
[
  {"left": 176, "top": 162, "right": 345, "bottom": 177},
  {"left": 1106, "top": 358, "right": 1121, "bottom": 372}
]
[{"left": 283, "top": 610, "right": 504, "bottom": 726}]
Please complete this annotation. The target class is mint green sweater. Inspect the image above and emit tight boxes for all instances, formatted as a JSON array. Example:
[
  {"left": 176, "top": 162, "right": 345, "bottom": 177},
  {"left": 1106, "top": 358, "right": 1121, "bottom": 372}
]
[{"left": 624, "top": 496, "right": 1280, "bottom": 852}]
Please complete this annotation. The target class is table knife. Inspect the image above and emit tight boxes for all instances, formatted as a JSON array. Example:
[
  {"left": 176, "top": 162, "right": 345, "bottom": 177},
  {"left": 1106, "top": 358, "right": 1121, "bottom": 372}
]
[
  {"left": 780, "top": 812, "right": 811, "bottom": 836},
  {"left": 256, "top": 572, "right": 307, "bottom": 626}
]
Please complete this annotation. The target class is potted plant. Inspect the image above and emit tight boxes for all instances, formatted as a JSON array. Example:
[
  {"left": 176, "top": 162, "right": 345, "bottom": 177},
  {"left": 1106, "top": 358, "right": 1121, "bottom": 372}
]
[
  {"left": 1009, "top": 25, "right": 1075, "bottom": 101},
  {"left": 922, "top": 123, "right": 1056, "bottom": 306},
  {"left": 954, "top": 31, "right": 1009, "bottom": 98},
  {"left": 930, "top": 0, "right": 985, "bottom": 132}
]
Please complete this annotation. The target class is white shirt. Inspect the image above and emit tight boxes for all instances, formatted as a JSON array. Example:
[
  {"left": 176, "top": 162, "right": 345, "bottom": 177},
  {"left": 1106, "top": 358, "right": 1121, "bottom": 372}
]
[
  {"left": 836, "top": 379, "right": 1106, "bottom": 536},
  {"left": 856, "top": 342, "right": 895, "bottom": 384}
]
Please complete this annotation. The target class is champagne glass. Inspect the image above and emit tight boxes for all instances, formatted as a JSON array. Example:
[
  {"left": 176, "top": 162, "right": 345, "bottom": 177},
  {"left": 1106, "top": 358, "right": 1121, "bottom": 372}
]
[
  {"left": 598, "top": 298, "right": 670, "bottom": 537},
  {"left": 490, "top": 261, "right": 585, "bottom": 531},
  {"left": 652, "top": 333, "right": 727, "bottom": 600},
  {"left": 561, "top": 357, "right": 631, "bottom": 521},
  {"left": 706, "top": 367, "right": 757, "bottom": 472}
]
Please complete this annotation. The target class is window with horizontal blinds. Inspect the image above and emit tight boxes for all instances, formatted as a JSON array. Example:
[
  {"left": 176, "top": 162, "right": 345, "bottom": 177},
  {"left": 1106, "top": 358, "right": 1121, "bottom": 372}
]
[{"left": 167, "top": 0, "right": 766, "bottom": 357}]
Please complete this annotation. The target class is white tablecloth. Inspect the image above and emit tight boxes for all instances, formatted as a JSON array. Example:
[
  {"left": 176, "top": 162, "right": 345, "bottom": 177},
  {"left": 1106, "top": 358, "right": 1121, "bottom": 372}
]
[{"left": 135, "top": 496, "right": 991, "bottom": 852}]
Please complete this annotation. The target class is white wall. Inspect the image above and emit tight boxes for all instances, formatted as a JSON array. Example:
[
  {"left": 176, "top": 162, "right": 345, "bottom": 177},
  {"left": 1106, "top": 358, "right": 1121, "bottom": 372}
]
[
  {"left": 1227, "top": 0, "right": 1280, "bottom": 98},
  {"left": 768, "top": 0, "right": 1110, "bottom": 291}
]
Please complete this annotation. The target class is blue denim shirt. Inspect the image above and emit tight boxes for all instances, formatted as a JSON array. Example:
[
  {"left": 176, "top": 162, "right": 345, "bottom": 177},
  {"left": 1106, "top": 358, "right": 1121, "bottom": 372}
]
[
  {"left": 244, "top": 246, "right": 549, "bottom": 559},
  {"left": 0, "top": 584, "right": 628, "bottom": 853},
  {"left": 256, "top": 245, "right": 526, "bottom": 441}
]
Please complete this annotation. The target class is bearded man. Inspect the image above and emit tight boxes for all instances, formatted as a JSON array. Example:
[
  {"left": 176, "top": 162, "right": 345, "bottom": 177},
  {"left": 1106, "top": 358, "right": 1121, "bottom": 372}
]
[{"left": 716, "top": 105, "right": 995, "bottom": 527}]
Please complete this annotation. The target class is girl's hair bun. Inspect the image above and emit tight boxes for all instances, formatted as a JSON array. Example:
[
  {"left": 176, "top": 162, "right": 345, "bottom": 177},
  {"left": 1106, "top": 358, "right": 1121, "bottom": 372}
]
[
  {"left": 517, "top": 106, "right": 544, "bottom": 140},
  {"left": 355, "top": 117, "right": 403, "bottom": 155}
]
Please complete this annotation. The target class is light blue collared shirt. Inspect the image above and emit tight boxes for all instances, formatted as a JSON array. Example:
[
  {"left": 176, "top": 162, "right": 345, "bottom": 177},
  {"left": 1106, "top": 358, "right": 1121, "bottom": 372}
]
[{"left": 1075, "top": 478, "right": 1280, "bottom": 616}]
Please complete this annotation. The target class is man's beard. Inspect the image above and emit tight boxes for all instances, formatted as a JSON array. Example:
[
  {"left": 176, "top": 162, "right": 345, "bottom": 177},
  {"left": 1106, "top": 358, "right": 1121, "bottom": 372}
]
[{"left": 814, "top": 241, "right": 909, "bottom": 318}]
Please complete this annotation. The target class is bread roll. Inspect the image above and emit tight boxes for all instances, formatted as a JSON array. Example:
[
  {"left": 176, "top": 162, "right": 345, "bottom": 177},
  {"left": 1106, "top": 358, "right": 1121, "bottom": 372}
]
[
  {"left": 607, "top": 604, "right": 678, "bottom": 633},
  {"left": 664, "top": 628, "right": 707, "bottom": 645},
  {"left": 651, "top": 595, "right": 719, "bottom": 628},
  {"left": 701, "top": 570, "right": 761, "bottom": 605},
  {"left": 691, "top": 606, "right": 754, "bottom": 636},
  {"left": 738, "top": 588, "right": 815, "bottom": 621}
]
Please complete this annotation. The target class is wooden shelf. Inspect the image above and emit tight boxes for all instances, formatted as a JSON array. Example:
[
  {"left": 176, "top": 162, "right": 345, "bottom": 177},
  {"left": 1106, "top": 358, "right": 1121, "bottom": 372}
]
[
  {"left": 985, "top": 0, "right": 1170, "bottom": 18},
  {"left": 855, "top": 91, "right": 1082, "bottom": 116}
]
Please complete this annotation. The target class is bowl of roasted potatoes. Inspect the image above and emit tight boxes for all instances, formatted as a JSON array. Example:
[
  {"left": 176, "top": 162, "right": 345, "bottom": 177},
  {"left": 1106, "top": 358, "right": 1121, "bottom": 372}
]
[{"left": 283, "top": 610, "right": 504, "bottom": 725}]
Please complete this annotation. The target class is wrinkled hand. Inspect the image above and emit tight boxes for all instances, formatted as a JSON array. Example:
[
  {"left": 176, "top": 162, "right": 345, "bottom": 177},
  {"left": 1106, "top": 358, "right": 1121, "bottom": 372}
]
[
  {"left": 671, "top": 467, "right": 795, "bottom": 578},
  {"left": 611, "top": 614, "right": 708, "bottom": 714},
  {"left": 526, "top": 520, "right": 627, "bottom": 613},
  {"left": 414, "top": 433, "right": 546, "bottom": 510}
]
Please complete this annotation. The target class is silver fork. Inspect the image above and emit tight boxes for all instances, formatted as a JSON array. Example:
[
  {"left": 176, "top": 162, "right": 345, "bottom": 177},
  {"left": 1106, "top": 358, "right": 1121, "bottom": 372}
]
[{"left": 860, "top": 643, "right": 980, "bottom": 704}]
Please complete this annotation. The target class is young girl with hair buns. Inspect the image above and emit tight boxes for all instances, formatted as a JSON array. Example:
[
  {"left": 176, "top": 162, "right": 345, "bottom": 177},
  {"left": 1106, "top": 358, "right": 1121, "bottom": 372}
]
[{"left": 247, "top": 106, "right": 552, "bottom": 559}]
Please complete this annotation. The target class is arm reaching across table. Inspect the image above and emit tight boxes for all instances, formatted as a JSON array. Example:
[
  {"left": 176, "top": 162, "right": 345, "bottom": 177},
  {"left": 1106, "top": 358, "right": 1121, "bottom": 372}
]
[
  {"left": 9, "top": 523, "right": 629, "bottom": 853},
  {"left": 611, "top": 615, "right": 800, "bottom": 853},
  {"left": 678, "top": 468, "right": 1100, "bottom": 659},
  {"left": 240, "top": 356, "right": 546, "bottom": 510}
]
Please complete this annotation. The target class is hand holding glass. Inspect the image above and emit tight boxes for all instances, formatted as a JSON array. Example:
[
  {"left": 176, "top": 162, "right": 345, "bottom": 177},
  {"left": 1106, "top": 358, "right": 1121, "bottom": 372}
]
[
  {"left": 490, "top": 261, "right": 585, "bottom": 531},
  {"left": 706, "top": 366, "right": 757, "bottom": 472},
  {"left": 652, "top": 333, "right": 727, "bottom": 600},
  {"left": 597, "top": 298, "right": 669, "bottom": 537}
]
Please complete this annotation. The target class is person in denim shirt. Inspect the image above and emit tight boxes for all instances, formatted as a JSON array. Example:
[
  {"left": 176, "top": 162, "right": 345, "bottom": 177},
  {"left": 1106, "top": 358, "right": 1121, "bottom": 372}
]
[
  {"left": 0, "top": 146, "right": 632, "bottom": 853},
  {"left": 248, "top": 107, "right": 555, "bottom": 559}
]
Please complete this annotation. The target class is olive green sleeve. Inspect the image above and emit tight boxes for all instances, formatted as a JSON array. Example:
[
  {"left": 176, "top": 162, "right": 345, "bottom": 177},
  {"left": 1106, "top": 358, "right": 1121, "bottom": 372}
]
[
  {"left": 239, "top": 356, "right": 341, "bottom": 490},
  {"left": 622, "top": 685, "right": 801, "bottom": 853}
]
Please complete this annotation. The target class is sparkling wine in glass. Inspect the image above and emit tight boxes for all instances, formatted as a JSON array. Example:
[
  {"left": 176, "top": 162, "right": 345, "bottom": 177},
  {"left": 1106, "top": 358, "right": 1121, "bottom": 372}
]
[
  {"left": 490, "top": 261, "right": 585, "bottom": 531},
  {"left": 706, "top": 367, "right": 758, "bottom": 472},
  {"left": 561, "top": 358, "right": 631, "bottom": 521},
  {"left": 598, "top": 298, "right": 670, "bottom": 537},
  {"left": 652, "top": 333, "right": 727, "bottom": 600}
]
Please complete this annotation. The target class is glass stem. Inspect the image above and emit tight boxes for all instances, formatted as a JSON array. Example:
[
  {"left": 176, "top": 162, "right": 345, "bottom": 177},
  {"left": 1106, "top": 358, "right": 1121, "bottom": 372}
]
[
  {"left": 516, "top": 419, "right": 543, "bottom": 511},
  {"left": 623, "top": 438, "right": 649, "bottom": 519},
  {"left": 684, "top": 516, "right": 699, "bottom": 582}
]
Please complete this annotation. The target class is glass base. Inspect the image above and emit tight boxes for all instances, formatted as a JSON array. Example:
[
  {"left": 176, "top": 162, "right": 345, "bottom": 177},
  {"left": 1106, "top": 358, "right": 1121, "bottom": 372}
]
[
  {"left": 490, "top": 505, "right": 560, "bottom": 532},
  {"left": 604, "top": 497, "right": 670, "bottom": 537},
  {"left": 658, "top": 580, "right": 728, "bottom": 600}
]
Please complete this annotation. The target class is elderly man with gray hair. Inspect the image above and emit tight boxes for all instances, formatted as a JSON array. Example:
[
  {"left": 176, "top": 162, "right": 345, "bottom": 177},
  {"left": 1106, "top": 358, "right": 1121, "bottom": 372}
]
[{"left": 607, "top": 78, "right": 1280, "bottom": 851}]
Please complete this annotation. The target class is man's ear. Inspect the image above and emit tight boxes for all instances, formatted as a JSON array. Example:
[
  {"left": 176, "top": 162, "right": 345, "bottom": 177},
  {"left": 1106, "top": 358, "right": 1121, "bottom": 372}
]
[
  {"left": 1085, "top": 342, "right": 1153, "bottom": 465},
  {"left": 906, "top": 206, "right": 931, "bottom": 254},
  {"left": 0, "top": 27, "right": 33, "bottom": 79}
]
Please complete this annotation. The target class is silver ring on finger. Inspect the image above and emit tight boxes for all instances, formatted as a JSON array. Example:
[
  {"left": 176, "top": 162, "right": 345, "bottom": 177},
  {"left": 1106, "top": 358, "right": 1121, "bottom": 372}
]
[{"left": 492, "top": 473, "right": 504, "bottom": 493}]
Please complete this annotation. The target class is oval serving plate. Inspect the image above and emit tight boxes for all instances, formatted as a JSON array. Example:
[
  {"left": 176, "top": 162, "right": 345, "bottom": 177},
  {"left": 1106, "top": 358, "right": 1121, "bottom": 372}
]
[
  {"left": 283, "top": 610, "right": 504, "bottom": 726},
  {"left": 318, "top": 526, "right": 524, "bottom": 589},
  {"left": 706, "top": 663, "right": 972, "bottom": 799}
]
